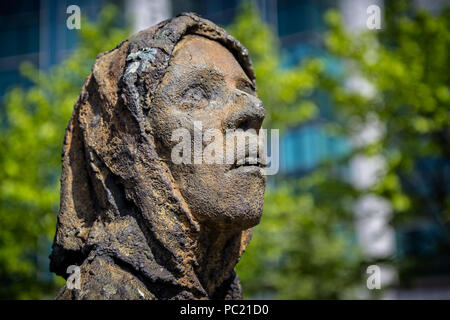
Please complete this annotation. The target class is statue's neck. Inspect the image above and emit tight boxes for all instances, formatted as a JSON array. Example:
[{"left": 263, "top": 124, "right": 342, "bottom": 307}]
[{"left": 194, "top": 228, "right": 244, "bottom": 297}]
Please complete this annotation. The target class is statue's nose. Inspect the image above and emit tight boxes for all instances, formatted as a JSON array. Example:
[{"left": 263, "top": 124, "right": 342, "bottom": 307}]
[{"left": 225, "top": 94, "right": 265, "bottom": 131}]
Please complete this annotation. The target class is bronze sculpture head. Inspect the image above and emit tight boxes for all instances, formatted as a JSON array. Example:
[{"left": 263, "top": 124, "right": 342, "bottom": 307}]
[{"left": 50, "top": 13, "right": 266, "bottom": 300}]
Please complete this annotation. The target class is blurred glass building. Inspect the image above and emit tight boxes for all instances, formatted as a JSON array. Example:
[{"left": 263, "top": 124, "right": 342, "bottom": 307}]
[{"left": 1, "top": 0, "right": 449, "bottom": 299}]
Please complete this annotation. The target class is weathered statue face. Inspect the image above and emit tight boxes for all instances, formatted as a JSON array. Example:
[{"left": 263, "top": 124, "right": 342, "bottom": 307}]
[{"left": 151, "top": 35, "right": 266, "bottom": 230}]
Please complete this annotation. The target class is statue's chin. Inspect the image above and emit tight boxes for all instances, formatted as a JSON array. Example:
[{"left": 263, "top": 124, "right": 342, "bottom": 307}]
[
  {"left": 199, "top": 211, "right": 263, "bottom": 232},
  {"left": 189, "top": 191, "right": 265, "bottom": 231},
  {"left": 232, "top": 211, "right": 263, "bottom": 230},
  {"left": 169, "top": 163, "right": 266, "bottom": 231}
]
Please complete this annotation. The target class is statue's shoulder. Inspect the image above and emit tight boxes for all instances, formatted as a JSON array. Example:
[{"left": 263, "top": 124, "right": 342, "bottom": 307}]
[{"left": 56, "top": 254, "right": 155, "bottom": 300}]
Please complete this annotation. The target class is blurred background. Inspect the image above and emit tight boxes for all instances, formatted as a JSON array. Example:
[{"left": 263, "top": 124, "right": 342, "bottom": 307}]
[{"left": 0, "top": 0, "right": 449, "bottom": 299}]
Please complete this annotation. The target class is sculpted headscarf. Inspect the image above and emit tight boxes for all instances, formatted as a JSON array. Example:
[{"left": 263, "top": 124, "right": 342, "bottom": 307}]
[{"left": 49, "top": 13, "right": 257, "bottom": 300}]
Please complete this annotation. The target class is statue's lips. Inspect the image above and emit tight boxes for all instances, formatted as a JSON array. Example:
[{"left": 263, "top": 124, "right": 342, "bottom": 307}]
[
  {"left": 229, "top": 165, "right": 264, "bottom": 175},
  {"left": 229, "top": 156, "right": 266, "bottom": 174}
]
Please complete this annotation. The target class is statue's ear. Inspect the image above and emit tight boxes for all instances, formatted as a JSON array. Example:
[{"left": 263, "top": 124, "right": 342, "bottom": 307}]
[{"left": 50, "top": 89, "right": 96, "bottom": 276}]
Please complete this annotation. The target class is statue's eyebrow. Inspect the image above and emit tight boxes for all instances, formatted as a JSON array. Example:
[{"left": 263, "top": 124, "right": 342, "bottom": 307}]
[{"left": 172, "top": 66, "right": 225, "bottom": 85}]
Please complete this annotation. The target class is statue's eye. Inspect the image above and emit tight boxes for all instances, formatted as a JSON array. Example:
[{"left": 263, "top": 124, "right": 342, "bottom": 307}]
[
  {"left": 180, "top": 85, "right": 210, "bottom": 109},
  {"left": 236, "top": 79, "right": 256, "bottom": 96},
  {"left": 183, "top": 86, "right": 209, "bottom": 101}
]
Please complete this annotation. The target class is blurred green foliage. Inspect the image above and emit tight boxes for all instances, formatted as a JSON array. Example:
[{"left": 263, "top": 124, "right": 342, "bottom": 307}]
[
  {"left": 0, "top": 5, "right": 129, "bottom": 299},
  {"left": 322, "top": 2, "right": 450, "bottom": 219},
  {"left": 230, "top": 3, "right": 363, "bottom": 299},
  {"left": 233, "top": 0, "right": 450, "bottom": 298},
  {"left": 321, "top": 1, "right": 450, "bottom": 282}
]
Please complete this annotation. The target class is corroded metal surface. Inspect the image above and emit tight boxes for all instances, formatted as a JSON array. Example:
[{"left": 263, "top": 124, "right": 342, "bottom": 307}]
[{"left": 50, "top": 13, "right": 266, "bottom": 300}]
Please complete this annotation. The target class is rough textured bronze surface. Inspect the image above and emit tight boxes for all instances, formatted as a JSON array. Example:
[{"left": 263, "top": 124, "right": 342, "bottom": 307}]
[{"left": 50, "top": 13, "right": 266, "bottom": 300}]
